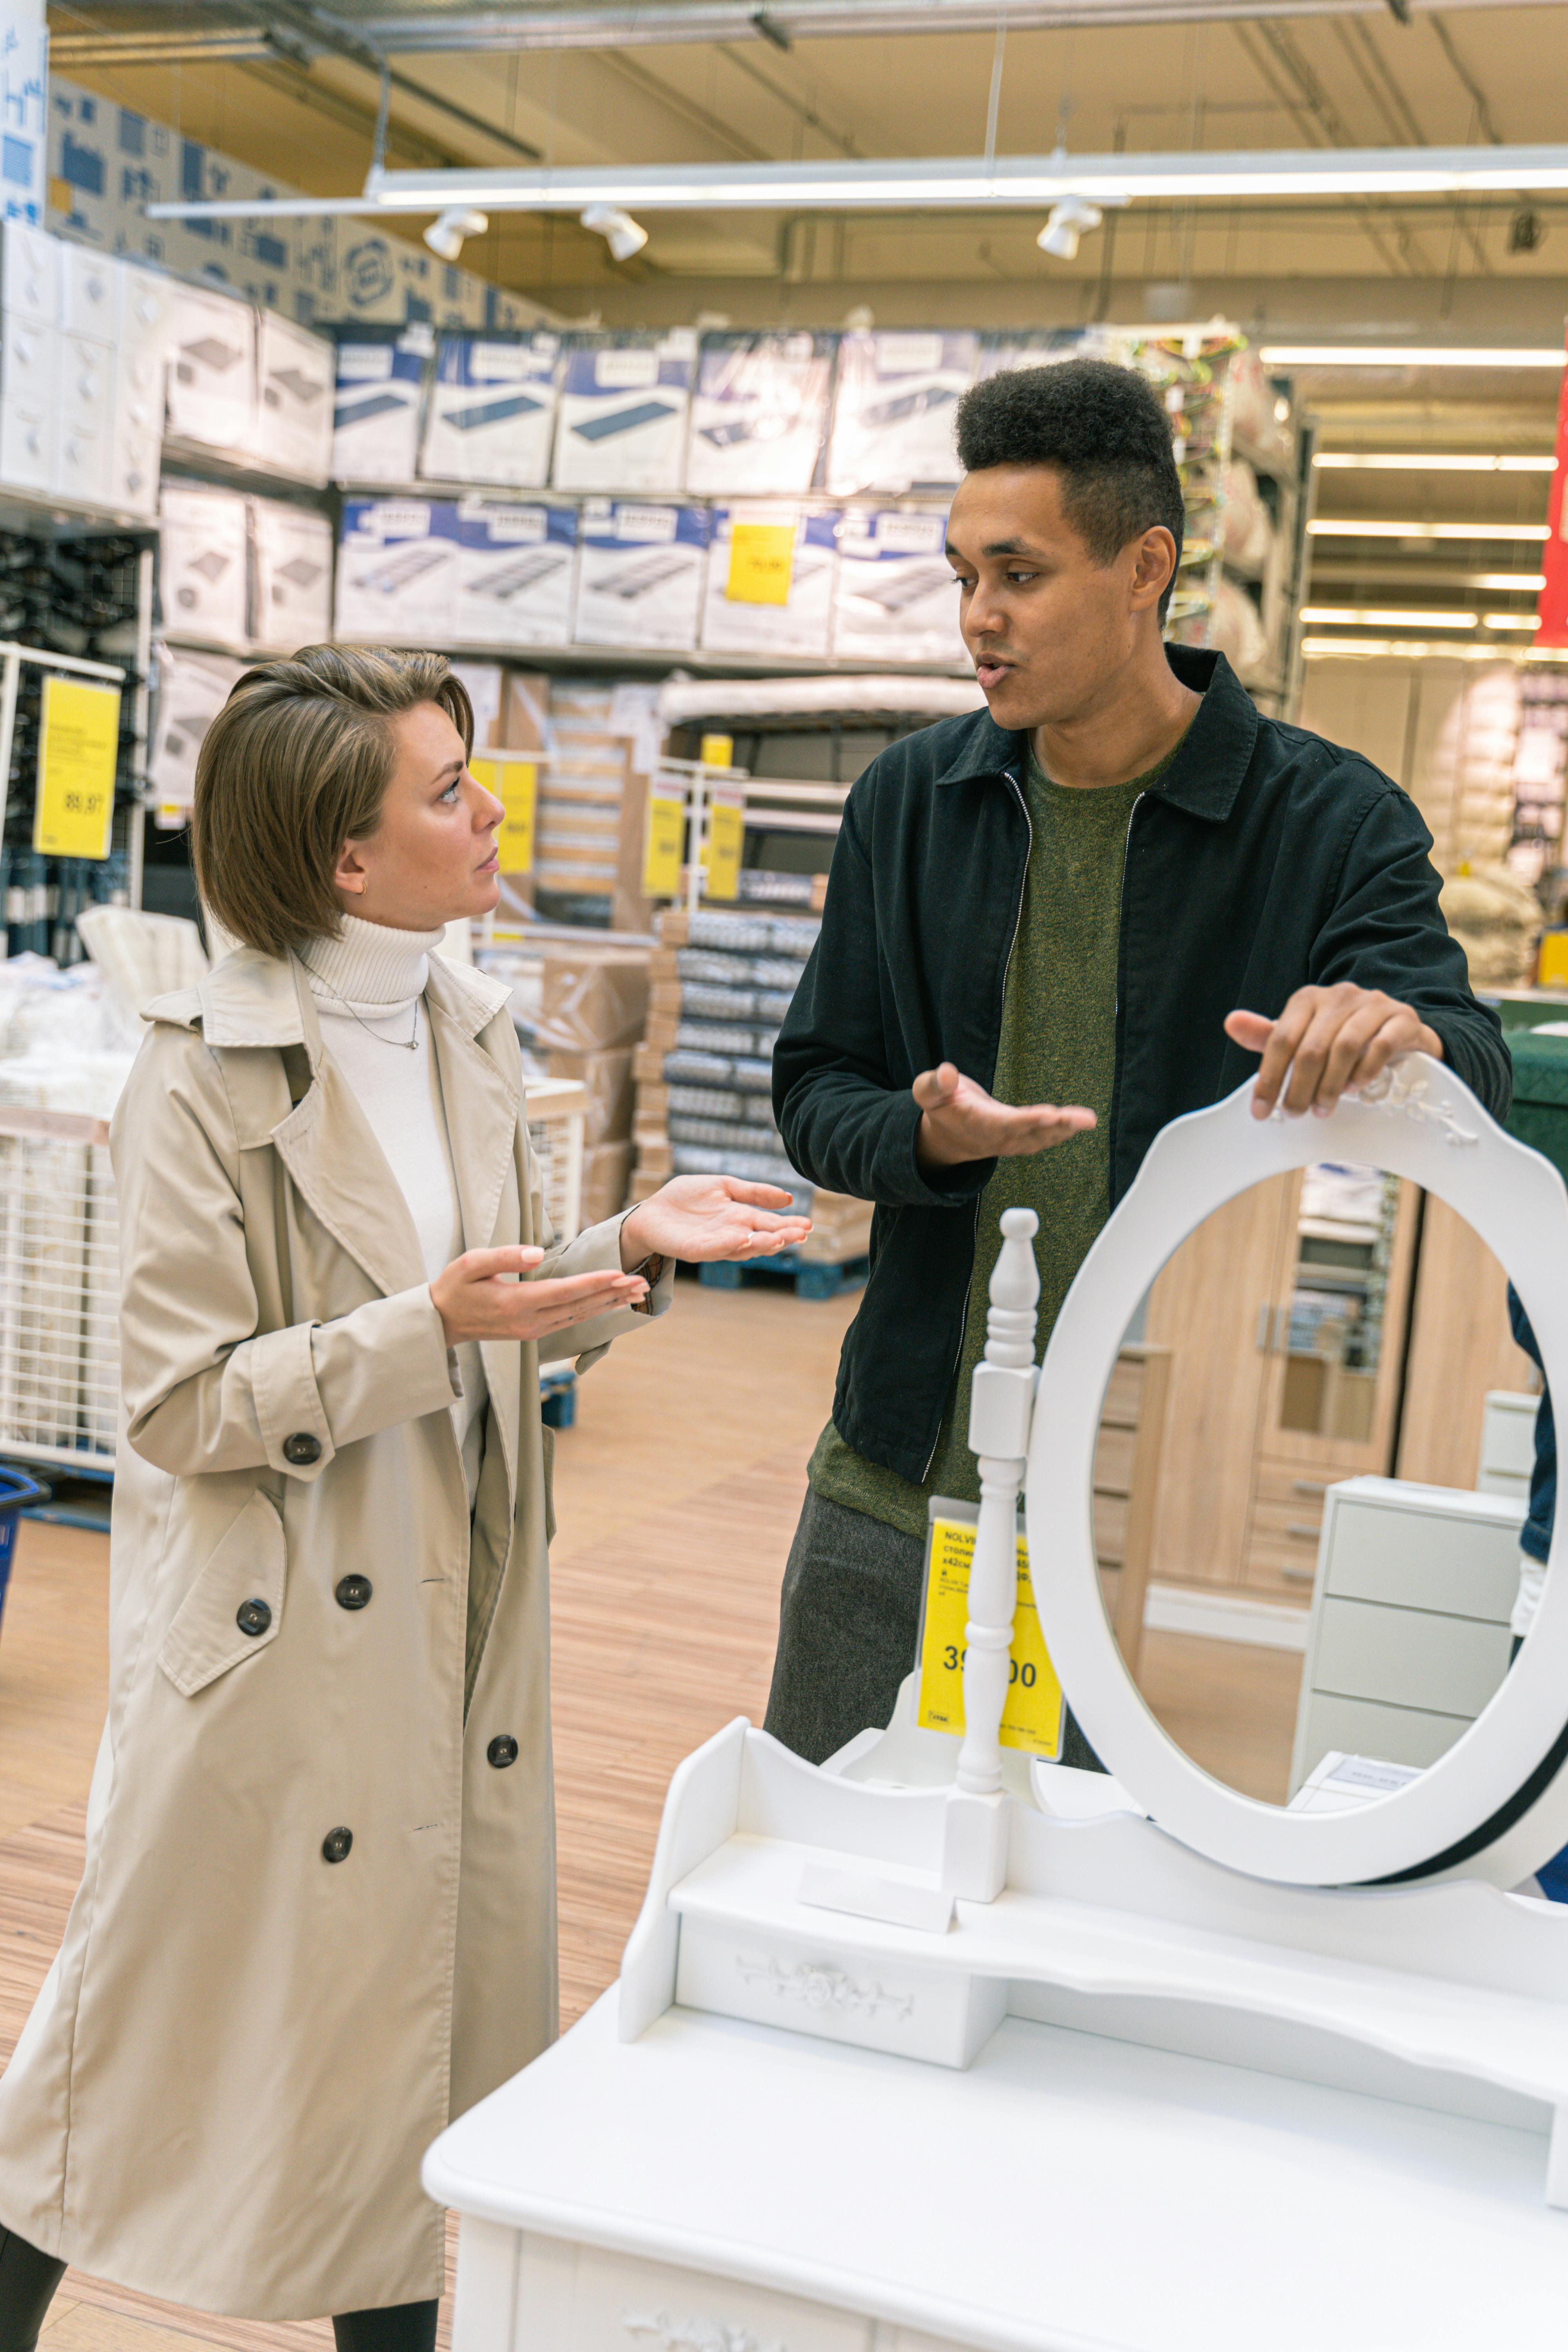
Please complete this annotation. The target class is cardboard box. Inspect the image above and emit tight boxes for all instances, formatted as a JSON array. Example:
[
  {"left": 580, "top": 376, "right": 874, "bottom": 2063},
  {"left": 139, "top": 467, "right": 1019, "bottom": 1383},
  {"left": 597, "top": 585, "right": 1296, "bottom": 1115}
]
[
  {"left": 552, "top": 329, "right": 697, "bottom": 495},
  {"left": 701, "top": 505, "right": 839, "bottom": 659},
  {"left": 456, "top": 497, "right": 575, "bottom": 648},
  {"left": 572, "top": 499, "right": 708, "bottom": 652},
  {"left": 502, "top": 671, "right": 550, "bottom": 751},
  {"left": 582, "top": 1139, "right": 636, "bottom": 1225},
  {"left": 253, "top": 312, "right": 334, "bottom": 484},
  {"left": 685, "top": 330, "right": 834, "bottom": 497},
  {"left": 330, "top": 325, "right": 432, "bottom": 483},
  {"left": 166, "top": 281, "right": 256, "bottom": 454},
  {"left": 826, "top": 329, "right": 978, "bottom": 496},
  {"left": 545, "top": 1046, "right": 635, "bottom": 1146},
  {"left": 421, "top": 332, "right": 560, "bottom": 486},
  {"left": 252, "top": 499, "right": 334, "bottom": 650},
  {"left": 535, "top": 942, "right": 650, "bottom": 1054},
  {"left": 334, "top": 497, "right": 460, "bottom": 644},
  {"left": 160, "top": 483, "right": 250, "bottom": 648},
  {"left": 831, "top": 508, "right": 967, "bottom": 667},
  {"left": 149, "top": 644, "right": 245, "bottom": 815}
]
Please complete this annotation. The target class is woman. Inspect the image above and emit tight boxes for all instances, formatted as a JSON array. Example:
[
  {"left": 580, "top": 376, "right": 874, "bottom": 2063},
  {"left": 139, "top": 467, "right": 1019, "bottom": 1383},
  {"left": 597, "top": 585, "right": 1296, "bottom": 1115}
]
[{"left": 0, "top": 647, "right": 808, "bottom": 2347}]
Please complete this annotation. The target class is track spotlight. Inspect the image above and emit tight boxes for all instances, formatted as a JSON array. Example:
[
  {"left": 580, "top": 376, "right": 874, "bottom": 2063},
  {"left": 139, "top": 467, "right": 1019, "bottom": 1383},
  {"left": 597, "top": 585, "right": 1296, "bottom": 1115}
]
[
  {"left": 424, "top": 206, "right": 488, "bottom": 262},
  {"left": 580, "top": 203, "right": 650, "bottom": 262},
  {"left": 1036, "top": 196, "right": 1103, "bottom": 261}
]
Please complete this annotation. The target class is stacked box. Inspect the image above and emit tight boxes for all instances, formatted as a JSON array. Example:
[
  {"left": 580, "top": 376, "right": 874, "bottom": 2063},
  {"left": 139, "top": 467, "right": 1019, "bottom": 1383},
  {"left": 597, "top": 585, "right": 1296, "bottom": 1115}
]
[
  {"left": 630, "top": 905, "right": 869, "bottom": 1260},
  {"left": 534, "top": 677, "right": 634, "bottom": 916},
  {"left": 420, "top": 331, "right": 560, "bottom": 487},
  {"left": 534, "top": 936, "right": 651, "bottom": 1224}
]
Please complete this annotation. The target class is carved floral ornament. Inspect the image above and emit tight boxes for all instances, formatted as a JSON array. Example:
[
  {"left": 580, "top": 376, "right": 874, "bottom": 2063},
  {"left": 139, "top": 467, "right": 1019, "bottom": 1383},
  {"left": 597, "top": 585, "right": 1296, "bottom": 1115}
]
[
  {"left": 1027, "top": 1051, "right": 1568, "bottom": 1890},
  {"left": 735, "top": 1951, "right": 914, "bottom": 2020},
  {"left": 623, "top": 2312, "right": 788, "bottom": 2352}
]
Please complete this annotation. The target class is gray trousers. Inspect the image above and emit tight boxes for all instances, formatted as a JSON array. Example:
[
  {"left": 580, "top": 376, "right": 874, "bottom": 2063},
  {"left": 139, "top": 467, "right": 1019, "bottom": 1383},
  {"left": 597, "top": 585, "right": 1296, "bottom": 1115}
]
[{"left": 763, "top": 1487, "right": 1103, "bottom": 1773}]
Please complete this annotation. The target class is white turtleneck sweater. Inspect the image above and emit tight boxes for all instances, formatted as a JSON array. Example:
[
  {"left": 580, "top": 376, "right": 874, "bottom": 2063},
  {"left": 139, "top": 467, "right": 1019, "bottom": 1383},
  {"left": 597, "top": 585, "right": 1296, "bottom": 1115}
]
[{"left": 299, "top": 914, "right": 490, "bottom": 1504}]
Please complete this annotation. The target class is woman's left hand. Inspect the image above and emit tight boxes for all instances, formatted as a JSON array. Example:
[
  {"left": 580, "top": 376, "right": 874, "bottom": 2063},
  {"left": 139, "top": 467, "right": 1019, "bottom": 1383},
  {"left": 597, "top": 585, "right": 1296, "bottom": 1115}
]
[{"left": 620, "top": 1176, "right": 812, "bottom": 1267}]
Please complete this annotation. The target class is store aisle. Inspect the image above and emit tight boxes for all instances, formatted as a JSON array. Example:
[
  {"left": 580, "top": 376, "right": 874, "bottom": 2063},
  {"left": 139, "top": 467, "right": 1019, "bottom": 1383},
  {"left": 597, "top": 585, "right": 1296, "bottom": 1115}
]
[{"left": 0, "top": 1277, "right": 857, "bottom": 2351}]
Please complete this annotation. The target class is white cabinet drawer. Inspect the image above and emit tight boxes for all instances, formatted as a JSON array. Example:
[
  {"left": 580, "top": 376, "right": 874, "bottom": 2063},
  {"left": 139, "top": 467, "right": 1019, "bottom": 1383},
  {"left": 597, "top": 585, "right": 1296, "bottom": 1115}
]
[
  {"left": 2, "top": 220, "right": 56, "bottom": 325},
  {"left": 516, "top": 2231, "right": 873, "bottom": 2352},
  {"left": 1312, "top": 1593, "right": 1511, "bottom": 1718},
  {"left": 1296, "top": 1689, "right": 1474, "bottom": 1781},
  {"left": 1322, "top": 1489, "right": 1522, "bottom": 1619},
  {"left": 59, "top": 243, "right": 117, "bottom": 338}
]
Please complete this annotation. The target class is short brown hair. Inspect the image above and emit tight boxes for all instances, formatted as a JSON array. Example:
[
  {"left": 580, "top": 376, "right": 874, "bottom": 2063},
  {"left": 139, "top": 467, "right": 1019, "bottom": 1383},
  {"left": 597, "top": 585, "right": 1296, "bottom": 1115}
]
[{"left": 192, "top": 644, "right": 475, "bottom": 957}]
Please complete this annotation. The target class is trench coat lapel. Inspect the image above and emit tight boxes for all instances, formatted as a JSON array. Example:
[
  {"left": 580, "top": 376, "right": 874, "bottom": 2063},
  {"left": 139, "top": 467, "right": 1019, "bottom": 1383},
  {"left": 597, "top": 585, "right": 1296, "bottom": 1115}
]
[
  {"left": 425, "top": 955, "right": 522, "bottom": 1517},
  {"left": 199, "top": 949, "right": 429, "bottom": 1303}
]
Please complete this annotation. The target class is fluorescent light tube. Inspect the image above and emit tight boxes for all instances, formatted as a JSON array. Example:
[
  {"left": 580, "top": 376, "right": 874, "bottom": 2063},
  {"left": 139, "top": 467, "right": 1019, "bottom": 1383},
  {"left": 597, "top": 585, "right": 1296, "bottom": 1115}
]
[
  {"left": 1263, "top": 346, "right": 1564, "bottom": 368},
  {"left": 1314, "top": 452, "right": 1557, "bottom": 472},
  {"left": 1302, "top": 636, "right": 1568, "bottom": 660},
  {"left": 1309, "top": 520, "right": 1551, "bottom": 540},
  {"left": 1482, "top": 613, "right": 1546, "bottom": 629},
  {"left": 1473, "top": 573, "right": 1548, "bottom": 591},
  {"left": 1301, "top": 606, "right": 1480, "bottom": 627}
]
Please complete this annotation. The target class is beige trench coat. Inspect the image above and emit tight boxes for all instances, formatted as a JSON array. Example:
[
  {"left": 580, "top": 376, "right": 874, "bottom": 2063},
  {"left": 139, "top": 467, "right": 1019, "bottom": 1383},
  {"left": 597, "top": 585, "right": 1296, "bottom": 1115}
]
[{"left": 0, "top": 946, "right": 668, "bottom": 2319}]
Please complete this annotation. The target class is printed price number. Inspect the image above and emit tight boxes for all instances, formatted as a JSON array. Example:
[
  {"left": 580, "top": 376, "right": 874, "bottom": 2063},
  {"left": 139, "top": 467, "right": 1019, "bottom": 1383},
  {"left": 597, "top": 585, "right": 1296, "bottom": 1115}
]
[
  {"left": 472, "top": 753, "right": 536, "bottom": 876},
  {"left": 643, "top": 791, "right": 686, "bottom": 898},
  {"left": 916, "top": 1512, "right": 1064, "bottom": 1760},
  {"left": 34, "top": 674, "right": 122, "bottom": 860}
]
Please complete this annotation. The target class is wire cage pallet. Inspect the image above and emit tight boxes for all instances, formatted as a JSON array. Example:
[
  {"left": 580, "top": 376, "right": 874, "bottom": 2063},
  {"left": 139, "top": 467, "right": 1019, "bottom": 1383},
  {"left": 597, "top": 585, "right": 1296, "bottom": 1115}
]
[
  {"left": 0, "top": 1107, "right": 119, "bottom": 1472},
  {"left": 0, "top": 1084, "right": 588, "bottom": 1480}
]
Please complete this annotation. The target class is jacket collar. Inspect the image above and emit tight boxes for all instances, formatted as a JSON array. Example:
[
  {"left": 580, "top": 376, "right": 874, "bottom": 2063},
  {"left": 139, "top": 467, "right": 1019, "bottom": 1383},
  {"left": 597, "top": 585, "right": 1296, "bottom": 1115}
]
[
  {"left": 171, "top": 939, "right": 512, "bottom": 1060},
  {"left": 933, "top": 644, "right": 1258, "bottom": 826}
]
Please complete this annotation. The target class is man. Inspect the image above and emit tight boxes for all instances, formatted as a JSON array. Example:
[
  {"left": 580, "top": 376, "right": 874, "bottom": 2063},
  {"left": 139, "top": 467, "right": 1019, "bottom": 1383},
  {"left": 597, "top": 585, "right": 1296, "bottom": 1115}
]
[{"left": 765, "top": 356, "right": 1510, "bottom": 1767}]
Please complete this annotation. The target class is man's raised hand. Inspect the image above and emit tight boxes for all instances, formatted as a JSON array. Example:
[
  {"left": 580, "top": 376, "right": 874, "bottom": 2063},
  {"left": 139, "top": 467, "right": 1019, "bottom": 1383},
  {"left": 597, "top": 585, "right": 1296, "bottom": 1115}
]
[{"left": 913, "top": 1061, "right": 1095, "bottom": 1172}]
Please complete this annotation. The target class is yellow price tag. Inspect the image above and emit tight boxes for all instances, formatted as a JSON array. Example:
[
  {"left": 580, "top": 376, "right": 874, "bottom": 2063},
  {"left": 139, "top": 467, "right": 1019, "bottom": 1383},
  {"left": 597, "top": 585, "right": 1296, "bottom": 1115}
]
[
  {"left": 643, "top": 791, "right": 686, "bottom": 898},
  {"left": 699, "top": 732, "right": 734, "bottom": 768},
  {"left": 473, "top": 754, "right": 536, "bottom": 875},
  {"left": 726, "top": 523, "right": 795, "bottom": 606},
  {"left": 916, "top": 1509, "right": 1064, "bottom": 1760},
  {"left": 704, "top": 794, "right": 744, "bottom": 902},
  {"left": 34, "top": 675, "right": 120, "bottom": 860}
]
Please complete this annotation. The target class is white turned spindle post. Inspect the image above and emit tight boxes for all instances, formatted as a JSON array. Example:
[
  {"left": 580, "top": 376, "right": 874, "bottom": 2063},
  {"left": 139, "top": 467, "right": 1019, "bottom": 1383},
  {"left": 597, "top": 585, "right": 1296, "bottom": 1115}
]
[{"left": 956, "top": 1207, "right": 1040, "bottom": 1797}]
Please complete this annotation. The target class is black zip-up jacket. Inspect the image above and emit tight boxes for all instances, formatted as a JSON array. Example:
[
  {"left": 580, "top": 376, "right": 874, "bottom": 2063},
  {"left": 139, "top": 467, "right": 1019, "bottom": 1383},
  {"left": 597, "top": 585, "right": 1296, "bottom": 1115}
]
[{"left": 773, "top": 646, "right": 1510, "bottom": 1485}]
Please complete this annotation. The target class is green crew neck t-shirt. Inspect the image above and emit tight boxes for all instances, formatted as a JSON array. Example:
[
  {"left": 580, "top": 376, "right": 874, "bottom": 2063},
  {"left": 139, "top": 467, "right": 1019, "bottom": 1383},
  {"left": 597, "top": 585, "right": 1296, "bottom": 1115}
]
[{"left": 809, "top": 741, "right": 1178, "bottom": 1541}]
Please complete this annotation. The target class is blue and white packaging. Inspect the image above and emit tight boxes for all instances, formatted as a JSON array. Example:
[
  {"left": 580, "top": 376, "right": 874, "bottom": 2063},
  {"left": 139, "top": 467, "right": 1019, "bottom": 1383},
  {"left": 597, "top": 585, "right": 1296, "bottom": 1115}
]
[
  {"left": 826, "top": 331, "right": 978, "bottom": 497},
  {"left": 831, "top": 508, "right": 965, "bottom": 666},
  {"left": 334, "top": 497, "right": 460, "bottom": 644},
  {"left": 330, "top": 325, "right": 434, "bottom": 483},
  {"left": 456, "top": 498, "right": 576, "bottom": 649},
  {"left": 552, "top": 331, "right": 697, "bottom": 495},
  {"left": 976, "top": 329, "right": 1091, "bottom": 381},
  {"left": 572, "top": 500, "right": 708, "bottom": 651},
  {"left": 420, "top": 333, "right": 561, "bottom": 488},
  {"left": 701, "top": 505, "right": 839, "bottom": 659},
  {"left": 685, "top": 332, "right": 834, "bottom": 497}
]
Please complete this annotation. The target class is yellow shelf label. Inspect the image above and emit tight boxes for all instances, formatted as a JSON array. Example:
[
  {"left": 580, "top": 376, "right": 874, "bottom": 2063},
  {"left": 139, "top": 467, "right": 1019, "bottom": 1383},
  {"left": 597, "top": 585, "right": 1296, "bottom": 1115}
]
[
  {"left": 472, "top": 753, "right": 537, "bottom": 875},
  {"left": 643, "top": 791, "right": 686, "bottom": 898},
  {"left": 726, "top": 523, "right": 795, "bottom": 607},
  {"left": 34, "top": 674, "right": 120, "bottom": 860},
  {"left": 916, "top": 1514, "right": 1064, "bottom": 1760},
  {"left": 699, "top": 731, "right": 735, "bottom": 767},
  {"left": 704, "top": 795, "right": 744, "bottom": 902}
]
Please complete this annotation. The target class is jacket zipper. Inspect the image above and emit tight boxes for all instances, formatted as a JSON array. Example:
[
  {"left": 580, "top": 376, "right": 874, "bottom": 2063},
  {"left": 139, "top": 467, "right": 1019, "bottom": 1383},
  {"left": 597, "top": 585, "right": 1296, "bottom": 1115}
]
[
  {"left": 920, "top": 762, "right": 1034, "bottom": 1484},
  {"left": 1106, "top": 789, "right": 1146, "bottom": 1206}
]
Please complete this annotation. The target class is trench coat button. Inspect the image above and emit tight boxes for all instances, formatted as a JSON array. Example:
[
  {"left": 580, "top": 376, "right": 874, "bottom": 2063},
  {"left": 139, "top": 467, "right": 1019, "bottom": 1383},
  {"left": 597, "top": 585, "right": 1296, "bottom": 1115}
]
[
  {"left": 283, "top": 1432, "right": 321, "bottom": 1466},
  {"left": 334, "top": 1575, "right": 372, "bottom": 1611},
  {"left": 321, "top": 1826, "right": 353, "bottom": 1863},
  {"left": 235, "top": 1598, "right": 271, "bottom": 1637},
  {"left": 487, "top": 1734, "right": 519, "bottom": 1769}
]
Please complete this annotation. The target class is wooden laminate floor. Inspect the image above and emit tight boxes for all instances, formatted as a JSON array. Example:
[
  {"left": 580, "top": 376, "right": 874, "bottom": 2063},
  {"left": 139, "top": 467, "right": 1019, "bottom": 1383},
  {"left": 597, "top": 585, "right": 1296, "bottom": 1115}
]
[{"left": 0, "top": 1273, "right": 1299, "bottom": 2349}]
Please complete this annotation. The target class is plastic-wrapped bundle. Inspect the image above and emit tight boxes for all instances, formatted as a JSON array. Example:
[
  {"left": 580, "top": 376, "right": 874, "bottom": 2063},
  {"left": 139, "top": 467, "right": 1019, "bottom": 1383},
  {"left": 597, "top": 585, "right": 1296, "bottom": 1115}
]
[
  {"left": 666, "top": 1084, "right": 779, "bottom": 1127},
  {"left": 676, "top": 949, "right": 804, "bottom": 991},
  {"left": 671, "top": 1141, "right": 809, "bottom": 1209},
  {"left": 682, "top": 909, "right": 819, "bottom": 960},
  {"left": 673, "top": 1020, "right": 780, "bottom": 1059},
  {"left": 661, "top": 1050, "right": 775, "bottom": 1093},
  {"left": 679, "top": 981, "right": 798, "bottom": 1024}
]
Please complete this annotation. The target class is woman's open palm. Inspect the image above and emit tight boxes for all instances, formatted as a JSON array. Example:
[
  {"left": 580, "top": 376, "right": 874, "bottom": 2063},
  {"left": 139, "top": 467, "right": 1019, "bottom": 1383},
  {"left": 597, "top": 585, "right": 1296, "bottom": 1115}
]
[{"left": 620, "top": 1175, "right": 811, "bottom": 1265}]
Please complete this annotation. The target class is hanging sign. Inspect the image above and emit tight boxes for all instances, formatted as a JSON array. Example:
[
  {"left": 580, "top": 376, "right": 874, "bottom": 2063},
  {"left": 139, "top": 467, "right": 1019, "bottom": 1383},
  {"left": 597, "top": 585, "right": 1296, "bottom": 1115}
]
[
  {"left": 1537, "top": 326, "right": 1568, "bottom": 648},
  {"left": 916, "top": 1504, "right": 1064, "bottom": 1760},
  {"left": 726, "top": 523, "right": 795, "bottom": 606},
  {"left": 34, "top": 675, "right": 121, "bottom": 860},
  {"left": 704, "top": 791, "right": 744, "bottom": 902},
  {"left": 472, "top": 753, "right": 536, "bottom": 875},
  {"left": 643, "top": 787, "right": 686, "bottom": 897}
]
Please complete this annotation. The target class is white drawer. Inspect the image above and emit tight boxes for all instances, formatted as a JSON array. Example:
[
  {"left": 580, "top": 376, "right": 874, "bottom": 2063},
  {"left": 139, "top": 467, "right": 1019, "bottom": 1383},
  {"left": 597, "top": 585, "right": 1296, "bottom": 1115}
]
[
  {"left": 1322, "top": 1491, "right": 1521, "bottom": 1620},
  {"left": 56, "top": 414, "right": 112, "bottom": 507},
  {"left": 675, "top": 1918, "right": 1005, "bottom": 2070},
  {"left": 1296, "top": 1689, "right": 1475, "bottom": 1783},
  {"left": 58, "top": 329, "right": 113, "bottom": 430},
  {"left": 515, "top": 2230, "right": 873, "bottom": 2352},
  {"left": 2, "top": 220, "right": 56, "bottom": 325},
  {"left": 59, "top": 243, "right": 117, "bottom": 338},
  {"left": 2, "top": 311, "right": 57, "bottom": 414},
  {"left": 1312, "top": 1593, "right": 1512, "bottom": 1719},
  {"left": 0, "top": 401, "right": 53, "bottom": 494}
]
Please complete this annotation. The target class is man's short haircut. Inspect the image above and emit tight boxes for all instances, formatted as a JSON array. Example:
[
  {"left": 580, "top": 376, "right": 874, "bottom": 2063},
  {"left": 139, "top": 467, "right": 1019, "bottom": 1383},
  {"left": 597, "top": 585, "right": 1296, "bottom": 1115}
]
[{"left": 954, "top": 357, "right": 1186, "bottom": 619}]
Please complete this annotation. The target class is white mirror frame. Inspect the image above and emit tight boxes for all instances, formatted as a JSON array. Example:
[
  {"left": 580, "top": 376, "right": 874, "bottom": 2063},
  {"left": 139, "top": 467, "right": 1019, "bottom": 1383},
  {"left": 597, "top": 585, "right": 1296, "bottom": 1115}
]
[{"left": 1027, "top": 1053, "right": 1568, "bottom": 1888}]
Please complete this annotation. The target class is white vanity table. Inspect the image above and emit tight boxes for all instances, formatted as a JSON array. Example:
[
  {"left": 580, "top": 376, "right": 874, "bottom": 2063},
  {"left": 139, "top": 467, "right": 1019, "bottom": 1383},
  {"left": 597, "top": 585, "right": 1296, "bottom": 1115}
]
[{"left": 426, "top": 1056, "right": 1568, "bottom": 2352}]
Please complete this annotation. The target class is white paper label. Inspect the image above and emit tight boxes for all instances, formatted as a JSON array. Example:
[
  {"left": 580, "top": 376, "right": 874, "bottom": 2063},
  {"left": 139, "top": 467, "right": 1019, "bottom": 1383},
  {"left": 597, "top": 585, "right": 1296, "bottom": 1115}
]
[
  {"left": 595, "top": 350, "right": 661, "bottom": 390},
  {"left": 876, "top": 512, "right": 946, "bottom": 554},
  {"left": 470, "top": 504, "right": 547, "bottom": 544},
  {"left": 877, "top": 333, "right": 945, "bottom": 374},
  {"left": 376, "top": 503, "right": 432, "bottom": 537},
  {"left": 470, "top": 342, "right": 535, "bottom": 381},
  {"left": 338, "top": 345, "right": 393, "bottom": 383},
  {"left": 615, "top": 504, "right": 677, "bottom": 541}
]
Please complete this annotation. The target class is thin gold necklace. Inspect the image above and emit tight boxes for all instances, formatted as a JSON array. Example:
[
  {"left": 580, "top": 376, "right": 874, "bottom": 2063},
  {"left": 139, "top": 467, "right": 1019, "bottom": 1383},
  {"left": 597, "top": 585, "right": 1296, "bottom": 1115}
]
[{"left": 302, "top": 960, "right": 421, "bottom": 1051}]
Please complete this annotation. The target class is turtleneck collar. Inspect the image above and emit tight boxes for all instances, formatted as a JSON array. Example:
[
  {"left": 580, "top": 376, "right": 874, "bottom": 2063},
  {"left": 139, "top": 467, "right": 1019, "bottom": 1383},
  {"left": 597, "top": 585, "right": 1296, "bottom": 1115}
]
[{"left": 298, "top": 913, "right": 447, "bottom": 1013}]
